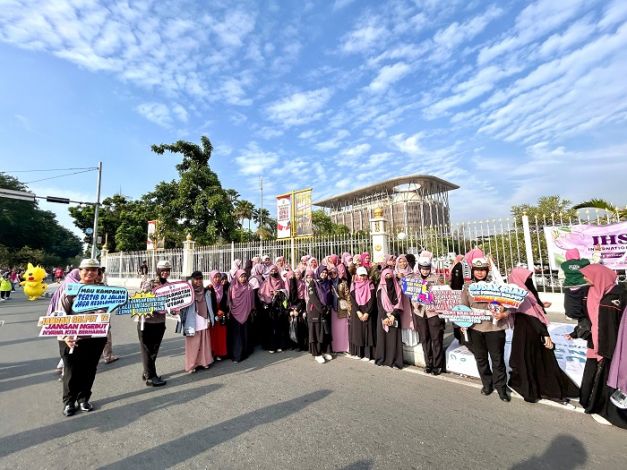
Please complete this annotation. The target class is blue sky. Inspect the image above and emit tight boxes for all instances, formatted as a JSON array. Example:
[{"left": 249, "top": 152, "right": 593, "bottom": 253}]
[{"left": 1, "top": 0, "right": 626, "bottom": 238}]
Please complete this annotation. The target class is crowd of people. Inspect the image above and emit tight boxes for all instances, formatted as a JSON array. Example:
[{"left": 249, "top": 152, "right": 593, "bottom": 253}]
[{"left": 46, "top": 250, "right": 627, "bottom": 429}]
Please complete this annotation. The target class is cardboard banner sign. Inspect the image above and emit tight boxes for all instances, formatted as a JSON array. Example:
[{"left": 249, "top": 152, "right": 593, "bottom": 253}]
[
  {"left": 153, "top": 281, "right": 193, "bottom": 313},
  {"left": 430, "top": 288, "right": 464, "bottom": 314},
  {"left": 117, "top": 292, "right": 166, "bottom": 318},
  {"left": 401, "top": 276, "right": 433, "bottom": 304},
  {"left": 72, "top": 285, "right": 129, "bottom": 313},
  {"left": 467, "top": 281, "right": 527, "bottom": 308},
  {"left": 38, "top": 312, "right": 110, "bottom": 337},
  {"left": 439, "top": 305, "right": 492, "bottom": 328}
]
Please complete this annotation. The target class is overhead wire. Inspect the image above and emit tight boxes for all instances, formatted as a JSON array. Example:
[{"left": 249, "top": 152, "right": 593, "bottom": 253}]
[{"left": 24, "top": 168, "right": 97, "bottom": 184}]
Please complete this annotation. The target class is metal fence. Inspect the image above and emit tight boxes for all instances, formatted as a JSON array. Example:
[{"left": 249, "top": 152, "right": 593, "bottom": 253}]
[{"left": 104, "top": 211, "right": 625, "bottom": 291}]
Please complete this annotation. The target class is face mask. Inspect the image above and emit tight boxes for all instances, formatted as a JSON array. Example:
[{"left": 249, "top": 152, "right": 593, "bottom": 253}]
[{"left": 271, "top": 272, "right": 279, "bottom": 278}]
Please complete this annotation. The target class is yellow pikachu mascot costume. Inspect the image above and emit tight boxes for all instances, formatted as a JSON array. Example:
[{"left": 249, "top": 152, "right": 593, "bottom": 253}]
[{"left": 20, "top": 263, "right": 48, "bottom": 300}]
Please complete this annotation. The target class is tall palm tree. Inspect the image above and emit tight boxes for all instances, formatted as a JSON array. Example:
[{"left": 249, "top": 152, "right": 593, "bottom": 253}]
[
  {"left": 573, "top": 199, "right": 626, "bottom": 221},
  {"left": 234, "top": 200, "right": 255, "bottom": 232}
]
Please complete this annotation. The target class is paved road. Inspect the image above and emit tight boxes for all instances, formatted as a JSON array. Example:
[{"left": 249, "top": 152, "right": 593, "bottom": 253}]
[{"left": 1, "top": 294, "right": 625, "bottom": 469}]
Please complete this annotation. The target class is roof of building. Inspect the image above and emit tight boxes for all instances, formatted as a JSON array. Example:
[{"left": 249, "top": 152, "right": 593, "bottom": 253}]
[{"left": 313, "top": 174, "right": 459, "bottom": 207}]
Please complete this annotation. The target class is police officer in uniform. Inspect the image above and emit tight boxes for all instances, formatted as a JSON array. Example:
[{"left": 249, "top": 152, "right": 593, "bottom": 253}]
[{"left": 138, "top": 260, "right": 171, "bottom": 386}]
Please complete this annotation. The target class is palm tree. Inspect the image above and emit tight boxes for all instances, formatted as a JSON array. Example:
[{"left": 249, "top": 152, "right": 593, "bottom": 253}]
[
  {"left": 252, "top": 207, "right": 272, "bottom": 229},
  {"left": 573, "top": 199, "right": 626, "bottom": 221},
  {"left": 234, "top": 200, "right": 255, "bottom": 232}
]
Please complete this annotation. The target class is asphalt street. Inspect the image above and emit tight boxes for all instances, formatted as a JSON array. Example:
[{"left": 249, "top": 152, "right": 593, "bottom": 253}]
[{"left": 1, "top": 293, "right": 625, "bottom": 470}]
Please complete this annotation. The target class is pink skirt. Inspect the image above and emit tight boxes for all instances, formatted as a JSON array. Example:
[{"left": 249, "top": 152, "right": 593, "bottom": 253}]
[
  {"left": 331, "top": 310, "right": 350, "bottom": 353},
  {"left": 184, "top": 329, "right": 214, "bottom": 372}
]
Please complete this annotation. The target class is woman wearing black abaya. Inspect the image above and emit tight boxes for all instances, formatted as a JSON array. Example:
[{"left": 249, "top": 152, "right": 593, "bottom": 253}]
[
  {"left": 577, "top": 264, "right": 627, "bottom": 428},
  {"left": 286, "top": 269, "right": 308, "bottom": 350},
  {"left": 349, "top": 266, "right": 376, "bottom": 360},
  {"left": 507, "top": 268, "right": 579, "bottom": 403},
  {"left": 305, "top": 268, "right": 333, "bottom": 363},
  {"left": 375, "top": 268, "right": 404, "bottom": 369}
]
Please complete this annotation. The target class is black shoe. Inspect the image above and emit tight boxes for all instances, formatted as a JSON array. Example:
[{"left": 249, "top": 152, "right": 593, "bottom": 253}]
[
  {"left": 498, "top": 389, "right": 511, "bottom": 402},
  {"left": 481, "top": 386, "right": 494, "bottom": 396},
  {"left": 63, "top": 404, "right": 76, "bottom": 417},
  {"left": 425, "top": 366, "right": 433, "bottom": 374},
  {"left": 146, "top": 376, "right": 167, "bottom": 387},
  {"left": 432, "top": 368, "right": 442, "bottom": 376},
  {"left": 79, "top": 402, "right": 93, "bottom": 412}
]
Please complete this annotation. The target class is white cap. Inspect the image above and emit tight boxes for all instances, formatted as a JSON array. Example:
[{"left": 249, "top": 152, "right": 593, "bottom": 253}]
[
  {"left": 356, "top": 266, "right": 368, "bottom": 276},
  {"left": 79, "top": 258, "right": 100, "bottom": 269},
  {"left": 157, "top": 260, "right": 172, "bottom": 269},
  {"left": 472, "top": 257, "right": 489, "bottom": 269}
]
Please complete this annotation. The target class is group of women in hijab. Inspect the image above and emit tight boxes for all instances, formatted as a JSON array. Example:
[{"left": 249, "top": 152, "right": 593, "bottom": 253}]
[{"left": 141, "top": 252, "right": 627, "bottom": 430}]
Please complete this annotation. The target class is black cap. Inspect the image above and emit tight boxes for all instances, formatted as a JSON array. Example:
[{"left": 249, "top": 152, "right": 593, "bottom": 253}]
[{"left": 189, "top": 270, "right": 203, "bottom": 279}]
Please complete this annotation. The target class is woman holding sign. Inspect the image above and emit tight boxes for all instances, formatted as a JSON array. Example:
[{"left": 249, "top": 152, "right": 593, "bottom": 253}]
[
  {"left": 411, "top": 256, "right": 446, "bottom": 375},
  {"left": 138, "top": 260, "right": 170, "bottom": 387},
  {"left": 181, "top": 271, "right": 214, "bottom": 373},
  {"left": 507, "top": 268, "right": 578, "bottom": 404},
  {"left": 375, "top": 268, "right": 404, "bottom": 369},
  {"left": 55, "top": 258, "right": 108, "bottom": 416},
  {"left": 461, "top": 258, "right": 511, "bottom": 402}
]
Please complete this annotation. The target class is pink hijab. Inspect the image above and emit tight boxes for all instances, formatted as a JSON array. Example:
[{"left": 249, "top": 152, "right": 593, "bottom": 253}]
[
  {"left": 350, "top": 274, "right": 373, "bottom": 305},
  {"left": 258, "top": 265, "right": 285, "bottom": 304},
  {"left": 377, "top": 268, "right": 403, "bottom": 312},
  {"left": 285, "top": 270, "right": 306, "bottom": 300},
  {"left": 230, "top": 269, "right": 253, "bottom": 324},
  {"left": 361, "top": 252, "right": 372, "bottom": 268},
  {"left": 394, "top": 255, "right": 413, "bottom": 277},
  {"left": 508, "top": 268, "right": 549, "bottom": 326},
  {"left": 580, "top": 264, "right": 618, "bottom": 361},
  {"left": 209, "top": 270, "right": 223, "bottom": 303}
]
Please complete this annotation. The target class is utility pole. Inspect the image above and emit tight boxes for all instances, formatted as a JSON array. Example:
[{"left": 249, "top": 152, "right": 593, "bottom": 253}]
[
  {"left": 91, "top": 161, "right": 102, "bottom": 259},
  {"left": 259, "top": 176, "right": 264, "bottom": 253}
]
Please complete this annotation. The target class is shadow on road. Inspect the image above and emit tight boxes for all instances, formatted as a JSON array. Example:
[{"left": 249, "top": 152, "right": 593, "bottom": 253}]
[
  {"left": 0, "top": 382, "right": 224, "bottom": 458},
  {"left": 340, "top": 459, "right": 375, "bottom": 469},
  {"left": 510, "top": 434, "right": 588, "bottom": 469},
  {"left": 98, "top": 389, "right": 332, "bottom": 469}
]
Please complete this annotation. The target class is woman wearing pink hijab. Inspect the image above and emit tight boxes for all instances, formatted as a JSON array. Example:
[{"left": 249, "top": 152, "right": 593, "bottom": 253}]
[
  {"left": 361, "top": 252, "right": 372, "bottom": 269},
  {"left": 258, "top": 264, "right": 287, "bottom": 353},
  {"left": 229, "top": 269, "right": 255, "bottom": 363},
  {"left": 375, "top": 268, "right": 404, "bottom": 369},
  {"left": 507, "top": 268, "right": 578, "bottom": 404},
  {"left": 577, "top": 264, "right": 626, "bottom": 428}
]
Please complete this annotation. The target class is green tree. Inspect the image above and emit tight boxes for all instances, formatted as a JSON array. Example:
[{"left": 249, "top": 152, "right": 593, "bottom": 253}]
[
  {"left": 150, "top": 136, "right": 238, "bottom": 246},
  {"left": 234, "top": 199, "right": 255, "bottom": 232},
  {"left": 311, "top": 210, "right": 350, "bottom": 236},
  {"left": 573, "top": 198, "right": 626, "bottom": 221},
  {"left": 0, "top": 173, "right": 82, "bottom": 267},
  {"left": 511, "top": 195, "right": 577, "bottom": 225}
]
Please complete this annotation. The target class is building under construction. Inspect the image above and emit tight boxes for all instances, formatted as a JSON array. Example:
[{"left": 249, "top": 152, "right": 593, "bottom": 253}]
[{"left": 313, "top": 175, "right": 459, "bottom": 234}]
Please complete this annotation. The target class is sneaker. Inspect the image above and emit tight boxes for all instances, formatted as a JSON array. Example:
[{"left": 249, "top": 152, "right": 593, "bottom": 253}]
[
  {"left": 314, "top": 356, "right": 325, "bottom": 364},
  {"left": 269, "top": 350, "right": 276, "bottom": 354},
  {"left": 360, "top": 357, "right": 370, "bottom": 362},
  {"left": 498, "top": 388, "right": 511, "bottom": 402},
  {"left": 481, "top": 386, "right": 494, "bottom": 396},
  {"left": 63, "top": 404, "right": 76, "bottom": 417},
  {"left": 277, "top": 349, "right": 283, "bottom": 352},
  {"left": 104, "top": 356, "right": 119, "bottom": 364},
  {"left": 79, "top": 402, "right": 93, "bottom": 412},
  {"left": 323, "top": 354, "right": 333, "bottom": 361},
  {"left": 146, "top": 376, "right": 167, "bottom": 387}
]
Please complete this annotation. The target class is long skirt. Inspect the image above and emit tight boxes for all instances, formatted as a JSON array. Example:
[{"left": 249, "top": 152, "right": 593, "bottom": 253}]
[
  {"left": 210, "top": 322, "right": 228, "bottom": 358},
  {"left": 580, "top": 358, "right": 627, "bottom": 429},
  {"left": 375, "top": 323, "right": 403, "bottom": 368},
  {"left": 229, "top": 317, "right": 250, "bottom": 362},
  {"left": 331, "top": 311, "right": 350, "bottom": 353},
  {"left": 184, "top": 329, "right": 213, "bottom": 372},
  {"left": 508, "top": 314, "right": 579, "bottom": 402},
  {"left": 308, "top": 319, "right": 331, "bottom": 356}
]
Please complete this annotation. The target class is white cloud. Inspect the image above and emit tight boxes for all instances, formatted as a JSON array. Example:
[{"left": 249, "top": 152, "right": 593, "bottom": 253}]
[
  {"left": 367, "top": 62, "right": 411, "bottom": 93},
  {"left": 341, "top": 143, "right": 371, "bottom": 157},
  {"left": 340, "top": 16, "right": 387, "bottom": 54},
  {"left": 315, "top": 129, "right": 350, "bottom": 151},
  {"left": 266, "top": 88, "right": 333, "bottom": 126},
  {"left": 234, "top": 143, "right": 280, "bottom": 175},
  {"left": 135, "top": 102, "right": 172, "bottom": 127}
]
